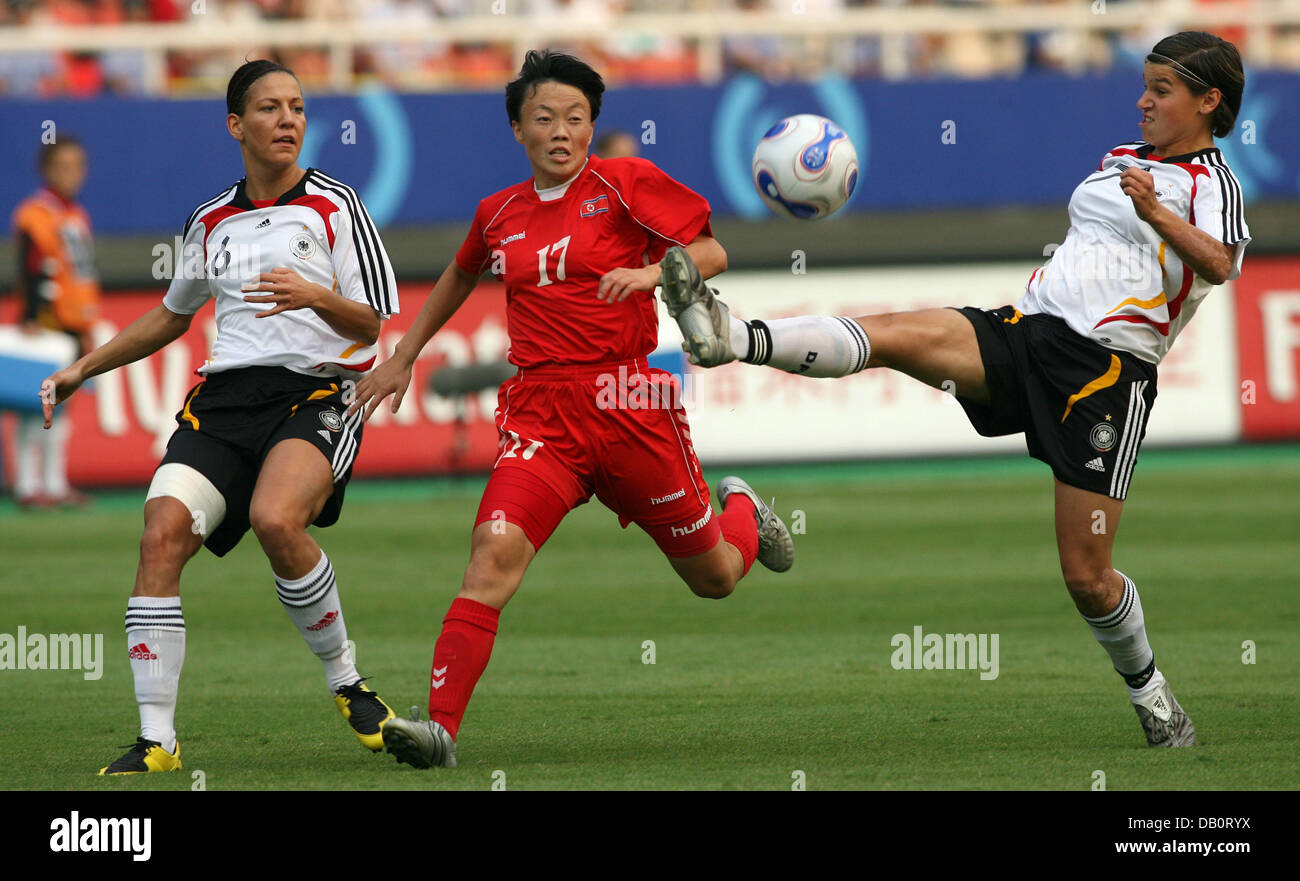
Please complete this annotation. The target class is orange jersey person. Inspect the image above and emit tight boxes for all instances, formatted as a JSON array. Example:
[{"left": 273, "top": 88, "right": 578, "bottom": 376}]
[{"left": 13, "top": 139, "right": 100, "bottom": 340}]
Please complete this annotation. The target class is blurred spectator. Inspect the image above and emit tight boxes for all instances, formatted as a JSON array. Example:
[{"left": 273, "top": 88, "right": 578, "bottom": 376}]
[
  {"left": 99, "top": 0, "right": 152, "bottom": 94},
  {"left": 0, "top": 0, "right": 60, "bottom": 96},
  {"left": 0, "top": 0, "right": 1298, "bottom": 93},
  {"left": 595, "top": 129, "right": 639, "bottom": 158},
  {"left": 357, "top": 0, "right": 452, "bottom": 88},
  {"left": 9, "top": 136, "right": 100, "bottom": 509},
  {"left": 723, "top": 0, "right": 794, "bottom": 80}
]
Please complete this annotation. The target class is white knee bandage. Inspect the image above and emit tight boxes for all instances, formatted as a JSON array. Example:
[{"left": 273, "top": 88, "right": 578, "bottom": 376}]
[{"left": 146, "top": 463, "right": 227, "bottom": 538}]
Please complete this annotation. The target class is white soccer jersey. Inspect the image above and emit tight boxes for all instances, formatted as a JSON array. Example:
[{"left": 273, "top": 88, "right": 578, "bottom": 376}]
[
  {"left": 1017, "top": 142, "right": 1248, "bottom": 364},
  {"left": 163, "top": 168, "right": 399, "bottom": 377}
]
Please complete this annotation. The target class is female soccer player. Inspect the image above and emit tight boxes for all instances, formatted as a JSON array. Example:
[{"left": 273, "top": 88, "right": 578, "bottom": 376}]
[
  {"left": 40, "top": 60, "right": 399, "bottom": 774},
  {"left": 350, "top": 50, "right": 794, "bottom": 768},
  {"left": 662, "top": 31, "right": 1247, "bottom": 748}
]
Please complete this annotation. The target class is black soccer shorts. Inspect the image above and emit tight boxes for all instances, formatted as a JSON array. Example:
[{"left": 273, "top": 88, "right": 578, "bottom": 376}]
[
  {"left": 157, "top": 366, "right": 363, "bottom": 556},
  {"left": 955, "top": 305, "right": 1158, "bottom": 500}
]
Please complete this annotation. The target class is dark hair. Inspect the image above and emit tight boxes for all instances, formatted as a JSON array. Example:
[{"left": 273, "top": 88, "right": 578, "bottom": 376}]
[
  {"left": 505, "top": 50, "right": 604, "bottom": 124},
  {"left": 226, "top": 59, "right": 299, "bottom": 116},
  {"left": 1148, "top": 32, "right": 1244, "bottom": 139},
  {"left": 37, "top": 134, "right": 83, "bottom": 172}
]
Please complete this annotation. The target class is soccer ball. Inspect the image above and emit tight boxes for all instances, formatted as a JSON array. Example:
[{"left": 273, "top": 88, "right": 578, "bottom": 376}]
[{"left": 751, "top": 114, "right": 858, "bottom": 220}]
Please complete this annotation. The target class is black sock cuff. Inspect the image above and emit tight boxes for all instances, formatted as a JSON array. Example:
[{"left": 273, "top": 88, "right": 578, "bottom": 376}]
[
  {"left": 743, "top": 320, "right": 772, "bottom": 365},
  {"left": 1118, "top": 656, "right": 1157, "bottom": 690}
]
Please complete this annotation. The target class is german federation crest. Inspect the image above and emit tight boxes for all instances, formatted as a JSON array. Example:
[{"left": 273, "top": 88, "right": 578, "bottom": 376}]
[
  {"left": 290, "top": 232, "right": 317, "bottom": 261},
  {"left": 1090, "top": 422, "right": 1117, "bottom": 452},
  {"left": 319, "top": 410, "right": 343, "bottom": 432}
]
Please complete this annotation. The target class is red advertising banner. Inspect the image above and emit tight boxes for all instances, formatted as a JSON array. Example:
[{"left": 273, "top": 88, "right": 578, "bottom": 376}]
[
  {"left": 1234, "top": 257, "right": 1300, "bottom": 440},
  {"left": 5, "top": 283, "right": 510, "bottom": 487}
]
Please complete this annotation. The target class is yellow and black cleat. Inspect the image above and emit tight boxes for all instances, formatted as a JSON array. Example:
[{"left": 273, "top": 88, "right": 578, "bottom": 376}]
[
  {"left": 99, "top": 738, "right": 182, "bottom": 775},
  {"left": 334, "top": 680, "right": 396, "bottom": 752}
]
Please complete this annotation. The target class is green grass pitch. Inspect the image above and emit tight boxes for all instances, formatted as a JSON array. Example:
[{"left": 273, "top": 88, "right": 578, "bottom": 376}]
[{"left": 2, "top": 445, "right": 1297, "bottom": 790}]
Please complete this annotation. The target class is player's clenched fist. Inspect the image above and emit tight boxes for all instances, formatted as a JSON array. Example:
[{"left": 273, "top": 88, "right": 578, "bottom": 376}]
[{"left": 1120, "top": 167, "right": 1160, "bottom": 222}]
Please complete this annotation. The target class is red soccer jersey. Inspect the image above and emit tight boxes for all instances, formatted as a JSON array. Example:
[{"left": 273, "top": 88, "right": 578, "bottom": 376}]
[{"left": 455, "top": 155, "right": 713, "bottom": 368}]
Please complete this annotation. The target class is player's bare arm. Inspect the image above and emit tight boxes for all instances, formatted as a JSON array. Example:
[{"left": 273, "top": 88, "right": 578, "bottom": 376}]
[
  {"left": 349, "top": 261, "right": 479, "bottom": 420},
  {"left": 597, "top": 234, "right": 727, "bottom": 303},
  {"left": 41, "top": 304, "right": 193, "bottom": 428},
  {"left": 241, "top": 266, "right": 381, "bottom": 344},
  {"left": 1119, "top": 167, "right": 1235, "bottom": 284}
]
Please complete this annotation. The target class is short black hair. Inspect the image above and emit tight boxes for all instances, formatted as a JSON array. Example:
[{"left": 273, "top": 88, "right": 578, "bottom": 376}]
[
  {"left": 227, "top": 59, "right": 299, "bottom": 116},
  {"left": 37, "top": 134, "right": 83, "bottom": 173},
  {"left": 505, "top": 50, "right": 604, "bottom": 124},
  {"left": 1148, "top": 32, "right": 1244, "bottom": 139}
]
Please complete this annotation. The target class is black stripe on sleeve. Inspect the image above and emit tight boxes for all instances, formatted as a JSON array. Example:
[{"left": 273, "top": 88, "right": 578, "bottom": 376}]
[
  {"left": 308, "top": 171, "right": 394, "bottom": 315},
  {"left": 1204, "top": 152, "right": 1245, "bottom": 242}
]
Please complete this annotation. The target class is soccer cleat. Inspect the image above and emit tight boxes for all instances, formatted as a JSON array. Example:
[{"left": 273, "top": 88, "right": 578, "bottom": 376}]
[
  {"left": 98, "top": 737, "right": 182, "bottom": 775},
  {"left": 383, "top": 705, "right": 457, "bottom": 769},
  {"left": 1132, "top": 677, "right": 1197, "bottom": 747},
  {"left": 718, "top": 476, "right": 795, "bottom": 573},
  {"left": 659, "top": 246, "right": 737, "bottom": 368},
  {"left": 334, "top": 679, "right": 396, "bottom": 752}
]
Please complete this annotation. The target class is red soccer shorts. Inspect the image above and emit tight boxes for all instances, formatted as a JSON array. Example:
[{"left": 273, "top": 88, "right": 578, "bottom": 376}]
[{"left": 473, "top": 358, "right": 720, "bottom": 557}]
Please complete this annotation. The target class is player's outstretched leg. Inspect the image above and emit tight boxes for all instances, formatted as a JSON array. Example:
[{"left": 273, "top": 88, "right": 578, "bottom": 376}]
[
  {"left": 660, "top": 246, "right": 870, "bottom": 376},
  {"left": 718, "top": 476, "right": 794, "bottom": 573}
]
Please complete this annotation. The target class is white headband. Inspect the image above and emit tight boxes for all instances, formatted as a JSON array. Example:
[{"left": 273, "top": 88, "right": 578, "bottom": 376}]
[{"left": 1147, "top": 53, "right": 1213, "bottom": 89}]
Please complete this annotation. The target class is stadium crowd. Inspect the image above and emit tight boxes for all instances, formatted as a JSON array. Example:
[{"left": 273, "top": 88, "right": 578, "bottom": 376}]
[{"left": 2, "top": 0, "right": 1297, "bottom": 95}]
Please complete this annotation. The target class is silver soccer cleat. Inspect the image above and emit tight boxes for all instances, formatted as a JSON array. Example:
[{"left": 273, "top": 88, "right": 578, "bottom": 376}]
[
  {"left": 659, "top": 246, "right": 737, "bottom": 368},
  {"left": 383, "top": 705, "right": 458, "bottom": 768},
  {"left": 1132, "top": 678, "right": 1197, "bottom": 747},
  {"left": 718, "top": 476, "right": 794, "bottom": 573}
]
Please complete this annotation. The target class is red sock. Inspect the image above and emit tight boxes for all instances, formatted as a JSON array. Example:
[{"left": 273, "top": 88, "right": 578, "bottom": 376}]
[
  {"left": 718, "top": 493, "right": 758, "bottom": 576},
  {"left": 428, "top": 597, "right": 500, "bottom": 741}
]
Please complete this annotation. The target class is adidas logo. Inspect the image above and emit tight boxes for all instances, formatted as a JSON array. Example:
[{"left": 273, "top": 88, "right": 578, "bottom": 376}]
[
  {"left": 128, "top": 642, "right": 157, "bottom": 661},
  {"left": 1084, "top": 457, "right": 1106, "bottom": 472},
  {"left": 255, "top": 217, "right": 270, "bottom": 229},
  {"left": 431, "top": 665, "right": 447, "bottom": 690},
  {"left": 307, "top": 611, "right": 339, "bottom": 631}
]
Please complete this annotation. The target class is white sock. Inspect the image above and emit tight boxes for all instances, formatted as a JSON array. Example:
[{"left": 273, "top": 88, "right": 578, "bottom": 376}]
[
  {"left": 728, "top": 314, "right": 751, "bottom": 359},
  {"left": 740, "top": 316, "right": 870, "bottom": 377},
  {"left": 274, "top": 551, "right": 358, "bottom": 692},
  {"left": 43, "top": 416, "right": 70, "bottom": 496},
  {"left": 1082, "top": 571, "right": 1157, "bottom": 696},
  {"left": 14, "top": 413, "right": 43, "bottom": 497},
  {"left": 125, "top": 597, "right": 186, "bottom": 754}
]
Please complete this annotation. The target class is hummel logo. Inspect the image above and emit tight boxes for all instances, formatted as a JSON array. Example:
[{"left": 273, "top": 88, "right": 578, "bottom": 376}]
[
  {"left": 307, "top": 611, "right": 339, "bottom": 631},
  {"left": 431, "top": 665, "right": 447, "bottom": 690},
  {"left": 1084, "top": 457, "right": 1106, "bottom": 472},
  {"left": 255, "top": 218, "right": 270, "bottom": 229},
  {"left": 128, "top": 642, "right": 157, "bottom": 660}
]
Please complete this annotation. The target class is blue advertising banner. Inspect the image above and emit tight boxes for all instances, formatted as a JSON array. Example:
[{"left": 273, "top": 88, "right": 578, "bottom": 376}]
[{"left": 2, "top": 71, "right": 1295, "bottom": 236}]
